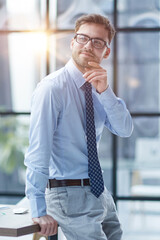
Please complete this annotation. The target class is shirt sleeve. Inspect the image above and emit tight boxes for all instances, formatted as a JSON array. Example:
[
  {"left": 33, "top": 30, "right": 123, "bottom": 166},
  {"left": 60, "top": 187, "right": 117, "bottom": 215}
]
[
  {"left": 24, "top": 80, "right": 61, "bottom": 218},
  {"left": 99, "top": 85, "right": 133, "bottom": 137}
]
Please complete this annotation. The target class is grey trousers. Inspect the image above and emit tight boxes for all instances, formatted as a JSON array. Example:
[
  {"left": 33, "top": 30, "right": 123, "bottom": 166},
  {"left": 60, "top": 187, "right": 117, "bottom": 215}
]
[{"left": 45, "top": 186, "right": 122, "bottom": 240}]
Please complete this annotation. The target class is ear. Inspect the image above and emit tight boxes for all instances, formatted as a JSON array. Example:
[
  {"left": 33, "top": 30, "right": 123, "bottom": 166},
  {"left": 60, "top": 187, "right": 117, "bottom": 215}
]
[
  {"left": 70, "top": 38, "right": 74, "bottom": 50},
  {"left": 103, "top": 47, "right": 110, "bottom": 59}
]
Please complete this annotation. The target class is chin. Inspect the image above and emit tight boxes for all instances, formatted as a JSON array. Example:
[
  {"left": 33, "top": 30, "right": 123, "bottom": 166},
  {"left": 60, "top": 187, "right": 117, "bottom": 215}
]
[{"left": 80, "top": 58, "right": 92, "bottom": 67}]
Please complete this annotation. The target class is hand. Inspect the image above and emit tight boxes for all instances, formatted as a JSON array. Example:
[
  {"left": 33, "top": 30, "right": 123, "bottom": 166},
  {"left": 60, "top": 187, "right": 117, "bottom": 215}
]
[
  {"left": 32, "top": 214, "right": 58, "bottom": 236},
  {"left": 83, "top": 62, "right": 108, "bottom": 94}
]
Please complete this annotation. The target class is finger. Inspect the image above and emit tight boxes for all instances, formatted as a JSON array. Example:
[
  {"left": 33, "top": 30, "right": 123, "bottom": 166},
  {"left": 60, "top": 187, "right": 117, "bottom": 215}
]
[
  {"left": 84, "top": 71, "right": 106, "bottom": 81},
  {"left": 88, "top": 74, "right": 107, "bottom": 83},
  {"left": 88, "top": 61, "right": 102, "bottom": 69},
  {"left": 83, "top": 69, "right": 105, "bottom": 79},
  {"left": 84, "top": 68, "right": 93, "bottom": 76},
  {"left": 44, "top": 219, "right": 57, "bottom": 236},
  {"left": 84, "top": 68, "right": 104, "bottom": 74},
  {"left": 42, "top": 223, "right": 55, "bottom": 236},
  {"left": 49, "top": 220, "right": 58, "bottom": 236},
  {"left": 32, "top": 218, "right": 44, "bottom": 234},
  {"left": 87, "top": 73, "right": 105, "bottom": 82},
  {"left": 43, "top": 223, "right": 51, "bottom": 236},
  {"left": 33, "top": 217, "right": 50, "bottom": 236},
  {"left": 32, "top": 216, "right": 58, "bottom": 237},
  {"left": 52, "top": 221, "right": 58, "bottom": 235},
  {"left": 42, "top": 219, "right": 57, "bottom": 236},
  {"left": 39, "top": 224, "right": 47, "bottom": 235}
]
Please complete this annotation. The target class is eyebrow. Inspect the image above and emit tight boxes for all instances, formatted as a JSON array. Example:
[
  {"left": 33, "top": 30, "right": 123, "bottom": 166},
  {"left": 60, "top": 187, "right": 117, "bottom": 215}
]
[{"left": 76, "top": 33, "right": 106, "bottom": 42}]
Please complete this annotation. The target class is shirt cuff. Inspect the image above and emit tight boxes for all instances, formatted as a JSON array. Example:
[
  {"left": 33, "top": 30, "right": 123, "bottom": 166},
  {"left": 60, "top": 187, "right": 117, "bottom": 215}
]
[
  {"left": 29, "top": 197, "right": 47, "bottom": 218},
  {"left": 98, "top": 85, "right": 118, "bottom": 109}
]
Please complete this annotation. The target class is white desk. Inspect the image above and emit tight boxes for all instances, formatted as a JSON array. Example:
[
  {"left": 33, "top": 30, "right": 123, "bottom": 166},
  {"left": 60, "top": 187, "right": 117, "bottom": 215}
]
[{"left": 0, "top": 205, "right": 40, "bottom": 237}]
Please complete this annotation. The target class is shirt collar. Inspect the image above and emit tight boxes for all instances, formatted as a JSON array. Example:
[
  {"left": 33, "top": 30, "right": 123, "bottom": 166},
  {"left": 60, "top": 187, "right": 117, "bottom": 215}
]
[{"left": 65, "top": 58, "right": 85, "bottom": 89}]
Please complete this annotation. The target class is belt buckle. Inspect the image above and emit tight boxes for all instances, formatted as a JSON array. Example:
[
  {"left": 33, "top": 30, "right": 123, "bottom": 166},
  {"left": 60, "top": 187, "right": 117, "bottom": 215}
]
[{"left": 81, "top": 179, "right": 84, "bottom": 187}]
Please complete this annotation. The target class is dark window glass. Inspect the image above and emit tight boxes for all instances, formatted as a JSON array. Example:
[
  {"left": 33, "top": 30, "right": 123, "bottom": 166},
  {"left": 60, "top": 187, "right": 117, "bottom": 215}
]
[
  {"left": 117, "top": 32, "right": 160, "bottom": 113},
  {"left": 117, "top": 0, "right": 160, "bottom": 27},
  {"left": 49, "top": 0, "right": 114, "bottom": 29}
]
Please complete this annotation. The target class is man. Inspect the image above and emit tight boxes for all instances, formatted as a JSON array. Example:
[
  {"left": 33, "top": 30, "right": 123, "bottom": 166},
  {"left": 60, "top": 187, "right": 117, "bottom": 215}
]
[{"left": 25, "top": 14, "right": 133, "bottom": 239}]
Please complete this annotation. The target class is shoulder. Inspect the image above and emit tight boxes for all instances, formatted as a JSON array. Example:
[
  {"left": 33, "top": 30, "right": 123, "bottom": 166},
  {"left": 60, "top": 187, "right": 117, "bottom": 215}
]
[
  {"left": 33, "top": 66, "right": 68, "bottom": 98},
  {"left": 31, "top": 67, "right": 69, "bottom": 109},
  {"left": 42, "top": 66, "right": 69, "bottom": 89}
]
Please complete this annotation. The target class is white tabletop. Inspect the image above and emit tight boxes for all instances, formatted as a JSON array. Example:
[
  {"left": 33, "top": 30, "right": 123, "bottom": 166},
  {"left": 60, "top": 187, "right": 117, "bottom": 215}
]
[{"left": 0, "top": 204, "right": 40, "bottom": 237}]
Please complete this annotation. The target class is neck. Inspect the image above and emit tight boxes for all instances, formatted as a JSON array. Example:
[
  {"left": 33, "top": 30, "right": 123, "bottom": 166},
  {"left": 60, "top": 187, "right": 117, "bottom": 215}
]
[{"left": 71, "top": 58, "right": 86, "bottom": 74}]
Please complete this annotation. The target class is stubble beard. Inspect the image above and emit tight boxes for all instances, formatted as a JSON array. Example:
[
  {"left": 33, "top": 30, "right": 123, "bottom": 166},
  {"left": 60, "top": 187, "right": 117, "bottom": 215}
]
[{"left": 72, "top": 50, "right": 97, "bottom": 72}]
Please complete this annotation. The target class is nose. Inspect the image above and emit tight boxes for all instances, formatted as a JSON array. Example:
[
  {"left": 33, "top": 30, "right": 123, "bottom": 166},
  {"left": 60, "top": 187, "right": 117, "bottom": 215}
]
[{"left": 84, "top": 39, "right": 93, "bottom": 50}]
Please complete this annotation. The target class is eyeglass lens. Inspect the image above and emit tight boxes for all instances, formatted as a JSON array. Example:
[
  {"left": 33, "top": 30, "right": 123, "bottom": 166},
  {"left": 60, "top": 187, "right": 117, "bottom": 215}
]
[{"left": 76, "top": 34, "right": 106, "bottom": 49}]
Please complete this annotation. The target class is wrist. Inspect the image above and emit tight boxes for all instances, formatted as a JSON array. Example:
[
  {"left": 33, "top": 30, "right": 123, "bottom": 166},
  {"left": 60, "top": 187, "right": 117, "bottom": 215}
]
[{"left": 97, "top": 84, "right": 109, "bottom": 94}]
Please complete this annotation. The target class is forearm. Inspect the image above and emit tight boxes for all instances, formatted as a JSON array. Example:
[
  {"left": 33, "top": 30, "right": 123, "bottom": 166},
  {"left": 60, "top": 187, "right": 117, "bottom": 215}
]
[
  {"left": 25, "top": 165, "right": 49, "bottom": 217},
  {"left": 99, "top": 86, "right": 133, "bottom": 137}
]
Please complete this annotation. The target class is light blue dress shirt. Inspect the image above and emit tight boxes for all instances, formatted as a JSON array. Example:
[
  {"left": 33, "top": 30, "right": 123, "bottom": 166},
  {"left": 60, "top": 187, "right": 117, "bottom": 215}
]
[{"left": 24, "top": 59, "right": 133, "bottom": 218}]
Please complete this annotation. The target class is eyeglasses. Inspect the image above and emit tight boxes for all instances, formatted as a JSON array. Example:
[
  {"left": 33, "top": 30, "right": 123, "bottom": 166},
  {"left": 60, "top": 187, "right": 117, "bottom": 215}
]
[{"left": 74, "top": 33, "right": 109, "bottom": 49}]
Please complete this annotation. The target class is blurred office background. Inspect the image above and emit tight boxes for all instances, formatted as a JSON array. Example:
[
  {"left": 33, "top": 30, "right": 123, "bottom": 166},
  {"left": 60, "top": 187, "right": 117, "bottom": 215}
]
[{"left": 0, "top": 0, "right": 160, "bottom": 239}]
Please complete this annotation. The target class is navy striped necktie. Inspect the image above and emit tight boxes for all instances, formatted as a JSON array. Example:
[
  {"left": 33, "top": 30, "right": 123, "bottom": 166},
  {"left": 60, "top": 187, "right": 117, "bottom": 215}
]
[{"left": 84, "top": 82, "right": 104, "bottom": 198}]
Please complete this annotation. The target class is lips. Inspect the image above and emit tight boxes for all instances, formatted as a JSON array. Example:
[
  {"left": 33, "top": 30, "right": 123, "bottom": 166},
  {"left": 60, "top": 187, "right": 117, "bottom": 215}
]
[{"left": 80, "top": 51, "right": 94, "bottom": 57}]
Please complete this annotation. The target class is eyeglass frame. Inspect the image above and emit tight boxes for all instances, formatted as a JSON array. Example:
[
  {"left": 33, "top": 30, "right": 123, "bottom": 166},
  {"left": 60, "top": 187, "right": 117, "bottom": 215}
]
[{"left": 74, "top": 33, "right": 109, "bottom": 49}]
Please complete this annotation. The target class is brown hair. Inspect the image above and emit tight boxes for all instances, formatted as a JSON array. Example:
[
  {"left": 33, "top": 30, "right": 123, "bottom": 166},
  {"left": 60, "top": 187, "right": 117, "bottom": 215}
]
[{"left": 75, "top": 14, "right": 115, "bottom": 44}]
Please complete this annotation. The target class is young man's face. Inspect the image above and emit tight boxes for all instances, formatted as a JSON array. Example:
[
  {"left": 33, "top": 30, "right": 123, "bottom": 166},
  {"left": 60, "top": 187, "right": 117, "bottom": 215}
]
[{"left": 70, "top": 23, "right": 110, "bottom": 73}]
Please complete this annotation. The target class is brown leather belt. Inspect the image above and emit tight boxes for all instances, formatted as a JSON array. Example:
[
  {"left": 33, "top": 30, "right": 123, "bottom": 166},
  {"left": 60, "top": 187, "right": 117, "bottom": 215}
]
[{"left": 47, "top": 178, "right": 90, "bottom": 188}]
